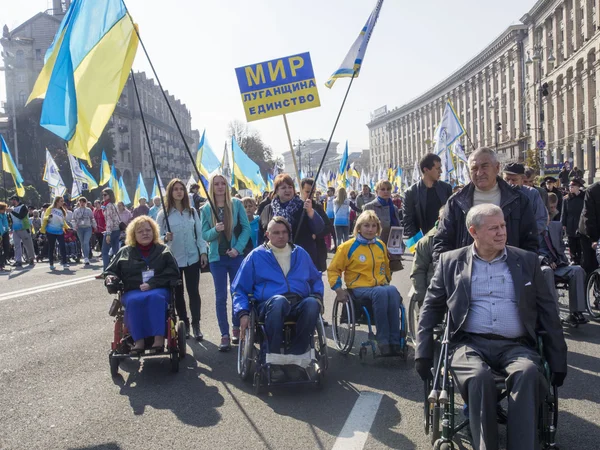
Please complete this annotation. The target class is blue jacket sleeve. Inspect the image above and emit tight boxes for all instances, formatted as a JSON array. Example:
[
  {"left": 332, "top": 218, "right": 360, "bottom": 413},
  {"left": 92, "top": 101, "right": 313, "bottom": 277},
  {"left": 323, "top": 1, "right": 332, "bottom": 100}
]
[
  {"left": 232, "top": 253, "right": 254, "bottom": 318},
  {"left": 306, "top": 251, "right": 324, "bottom": 297},
  {"left": 201, "top": 205, "right": 219, "bottom": 242}
]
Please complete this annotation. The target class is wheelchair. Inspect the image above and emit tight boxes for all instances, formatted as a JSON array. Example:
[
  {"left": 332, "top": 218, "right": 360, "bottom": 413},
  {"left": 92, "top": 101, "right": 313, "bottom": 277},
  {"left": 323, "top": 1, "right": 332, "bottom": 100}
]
[
  {"left": 423, "top": 315, "right": 559, "bottom": 449},
  {"left": 108, "top": 281, "right": 186, "bottom": 376},
  {"left": 331, "top": 288, "right": 408, "bottom": 361},
  {"left": 237, "top": 295, "right": 328, "bottom": 395},
  {"left": 585, "top": 268, "right": 600, "bottom": 320}
]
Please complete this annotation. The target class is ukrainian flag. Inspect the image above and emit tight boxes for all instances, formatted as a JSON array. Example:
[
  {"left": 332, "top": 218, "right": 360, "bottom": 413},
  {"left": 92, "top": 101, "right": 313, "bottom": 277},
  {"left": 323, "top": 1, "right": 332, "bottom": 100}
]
[
  {"left": 118, "top": 176, "right": 131, "bottom": 205},
  {"left": 1, "top": 134, "right": 25, "bottom": 197},
  {"left": 404, "top": 231, "right": 424, "bottom": 254},
  {"left": 79, "top": 162, "right": 98, "bottom": 189},
  {"left": 27, "top": 0, "right": 139, "bottom": 164},
  {"left": 231, "top": 137, "right": 266, "bottom": 196},
  {"left": 108, "top": 164, "right": 121, "bottom": 203},
  {"left": 99, "top": 150, "right": 111, "bottom": 185},
  {"left": 325, "top": 0, "right": 384, "bottom": 88},
  {"left": 267, "top": 172, "right": 275, "bottom": 191},
  {"left": 133, "top": 173, "right": 149, "bottom": 205},
  {"left": 195, "top": 130, "right": 221, "bottom": 188}
]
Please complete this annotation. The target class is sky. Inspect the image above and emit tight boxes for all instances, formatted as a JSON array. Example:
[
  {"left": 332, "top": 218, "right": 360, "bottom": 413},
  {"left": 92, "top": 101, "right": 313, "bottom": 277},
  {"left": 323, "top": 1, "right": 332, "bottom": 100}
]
[{"left": 0, "top": 0, "right": 537, "bottom": 162}]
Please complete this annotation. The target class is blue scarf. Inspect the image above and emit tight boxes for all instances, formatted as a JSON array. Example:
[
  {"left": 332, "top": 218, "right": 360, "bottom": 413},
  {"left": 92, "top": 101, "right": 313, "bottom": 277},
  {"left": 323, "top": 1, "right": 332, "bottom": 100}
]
[
  {"left": 271, "top": 196, "right": 304, "bottom": 228},
  {"left": 356, "top": 233, "right": 376, "bottom": 245},
  {"left": 377, "top": 197, "right": 399, "bottom": 226}
]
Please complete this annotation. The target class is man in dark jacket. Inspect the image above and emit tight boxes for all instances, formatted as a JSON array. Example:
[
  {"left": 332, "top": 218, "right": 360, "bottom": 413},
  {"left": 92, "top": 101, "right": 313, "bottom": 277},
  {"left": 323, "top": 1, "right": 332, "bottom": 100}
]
[
  {"left": 578, "top": 181, "right": 600, "bottom": 275},
  {"left": 561, "top": 178, "right": 585, "bottom": 265},
  {"left": 356, "top": 185, "right": 376, "bottom": 211},
  {"left": 300, "top": 178, "right": 331, "bottom": 272},
  {"left": 402, "top": 153, "right": 452, "bottom": 237},
  {"left": 433, "top": 147, "right": 538, "bottom": 262},
  {"left": 558, "top": 165, "right": 570, "bottom": 188}
]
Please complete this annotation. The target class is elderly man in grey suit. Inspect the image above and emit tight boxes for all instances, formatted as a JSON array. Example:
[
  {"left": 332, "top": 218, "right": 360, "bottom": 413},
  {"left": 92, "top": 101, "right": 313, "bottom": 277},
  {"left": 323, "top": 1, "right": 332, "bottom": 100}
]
[{"left": 416, "top": 204, "right": 567, "bottom": 450}]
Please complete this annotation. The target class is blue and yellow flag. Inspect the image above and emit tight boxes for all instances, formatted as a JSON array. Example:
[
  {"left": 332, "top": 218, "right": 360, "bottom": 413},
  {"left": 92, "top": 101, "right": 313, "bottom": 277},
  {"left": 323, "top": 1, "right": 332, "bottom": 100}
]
[
  {"left": 27, "top": 0, "right": 139, "bottom": 164},
  {"left": 118, "top": 176, "right": 131, "bottom": 205},
  {"left": 195, "top": 130, "right": 221, "bottom": 187},
  {"left": 133, "top": 173, "right": 149, "bottom": 205},
  {"left": 325, "top": 0, "right": 384, "bottom": 88},
  {"left": 99, "top": 150, "right": 111, "bottom": 185},
  {"left": 79, "top": 162, "right": 98, "bottom": 189},
  {"left": 267, "top": 171, "right": 275, "bottom": 191},
  {"left": 108, "top": 164, "right": 121, "bottom": 203},
  {"left": 1, "top": 134, "right": 25, "bottom": 197},
  {"left": 231, "top": 137, "right": 266, "bottom": 196},
  {"left": 151, "top": 175, "right": 165, "bottom": 200},
  {"left": 404, "top": 231, "right": 424, "bottom": 254},
  {"left": 337, "top": 141, "right": 350, "bottom": 187}
]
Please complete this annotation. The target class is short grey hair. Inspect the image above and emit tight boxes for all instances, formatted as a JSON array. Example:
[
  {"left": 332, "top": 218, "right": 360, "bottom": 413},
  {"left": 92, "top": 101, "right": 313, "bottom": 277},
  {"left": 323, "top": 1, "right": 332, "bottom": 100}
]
[
  {"left": 267, "top": 216, "right": 291, "bottom": 234},
  {"left": 468, "top": 147, "right": 498, "bottom": 165},
  {"left": 466, "top": 204, "right": 503, "bottom": 229}
]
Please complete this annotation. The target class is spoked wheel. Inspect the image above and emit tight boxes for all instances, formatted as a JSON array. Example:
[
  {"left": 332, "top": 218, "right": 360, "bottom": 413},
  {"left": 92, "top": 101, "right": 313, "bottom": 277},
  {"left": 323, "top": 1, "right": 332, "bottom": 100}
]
[
  {"left": 332, "top": 298, "right": 355, "bottom": 354},
  {"left": 176, "top": 321, "right": 186, "bottom": 359},
  {"left": 585, "top": 270, "right": 600, "bottom": 320},
  {"left": 238, "top": 323, "right": 256, "bottom": 381},
  {"left": 109, "top": 352, "right": 120, "bottom": 377},
  {"left": 315, "top": 315, "right": 328, "bottom": 371},
  {"left": 408, "top": 295, "right": 420, "bottom": 346}
]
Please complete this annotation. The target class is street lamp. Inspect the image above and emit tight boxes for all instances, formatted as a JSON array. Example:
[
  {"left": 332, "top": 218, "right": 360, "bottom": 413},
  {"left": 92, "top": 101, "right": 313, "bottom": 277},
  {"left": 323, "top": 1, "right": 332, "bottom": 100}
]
[{"left": 526, "top": 45, "right": 555, "bottom": 176}]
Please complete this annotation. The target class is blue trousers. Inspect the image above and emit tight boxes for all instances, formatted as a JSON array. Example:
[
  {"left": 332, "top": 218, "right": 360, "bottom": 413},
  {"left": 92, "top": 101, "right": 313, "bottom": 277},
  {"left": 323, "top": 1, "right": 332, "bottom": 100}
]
[
  {"left": 353, "top": 285, "right": 402, "bottom": 345},
  {"left": 76, "top": 226, "right": 92, "bottom": 259},
  {"left": 102, "top": 230, "right": 121, "bottom": 270},
  {"left": 257, "top": 295, "right": 321, "bottom": 355},
  {"left": 122, "top": 288, "right": 169, "bottom": 341},
  {"left": 211, "top": 254, "right": 244, "bottom": 336}
]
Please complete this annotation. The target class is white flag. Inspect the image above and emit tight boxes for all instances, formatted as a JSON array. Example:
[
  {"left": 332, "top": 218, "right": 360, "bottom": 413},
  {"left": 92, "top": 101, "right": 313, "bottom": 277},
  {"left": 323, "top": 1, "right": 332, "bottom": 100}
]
[
  {"left": 43, "top": 149, "right": 64, "bottom": 189},
  {"left": 68, "top": 153, "right": 88, "bottom": 193},
  {"left": 412, "top": 161, "right": 420, "bottom": 185}
]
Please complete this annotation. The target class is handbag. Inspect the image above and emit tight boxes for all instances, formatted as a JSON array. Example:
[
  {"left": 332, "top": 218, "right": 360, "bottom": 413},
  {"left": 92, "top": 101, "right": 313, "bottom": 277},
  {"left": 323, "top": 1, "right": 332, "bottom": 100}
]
[{"left": 118, "top": 222, "right": 127, "bottom": 231}]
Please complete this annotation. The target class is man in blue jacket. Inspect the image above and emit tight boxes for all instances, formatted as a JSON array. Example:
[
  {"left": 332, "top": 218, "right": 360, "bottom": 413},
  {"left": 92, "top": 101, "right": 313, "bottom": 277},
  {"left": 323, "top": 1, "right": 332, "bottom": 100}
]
[{"left": 232, "top": 217, "right": 323, "bottom": 374}]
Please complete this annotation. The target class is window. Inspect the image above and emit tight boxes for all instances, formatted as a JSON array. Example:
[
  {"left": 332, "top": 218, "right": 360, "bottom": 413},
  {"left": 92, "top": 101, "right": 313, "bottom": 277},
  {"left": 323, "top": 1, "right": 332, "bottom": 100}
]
[
  {"left": 16, "top": 73, "right": 25, "bottom": 83},
  {"left": 35, "top": 49, "right": 42, "bottom": 61},
  {"left": 18, "top": 91, "right": 26, "bottom": 105},
  {"left": 15, "top": 50, "right": 25, "bottom": 68}
]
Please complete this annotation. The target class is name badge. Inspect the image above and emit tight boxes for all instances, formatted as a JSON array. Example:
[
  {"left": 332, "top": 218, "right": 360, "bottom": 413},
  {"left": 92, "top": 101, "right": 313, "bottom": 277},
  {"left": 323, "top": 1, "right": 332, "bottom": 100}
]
[{"left": 142, "top": 270, "right": 154, "bottom": 283}]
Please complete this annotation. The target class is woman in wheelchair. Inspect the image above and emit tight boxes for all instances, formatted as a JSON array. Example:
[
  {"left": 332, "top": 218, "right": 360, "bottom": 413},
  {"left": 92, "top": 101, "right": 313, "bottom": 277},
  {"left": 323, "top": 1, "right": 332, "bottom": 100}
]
[
  {"left": 328, "top": 210, "right": 403, "bottom": 356},
  {"left": 105, "top": 216, "right": 180, "bottom": 355}
]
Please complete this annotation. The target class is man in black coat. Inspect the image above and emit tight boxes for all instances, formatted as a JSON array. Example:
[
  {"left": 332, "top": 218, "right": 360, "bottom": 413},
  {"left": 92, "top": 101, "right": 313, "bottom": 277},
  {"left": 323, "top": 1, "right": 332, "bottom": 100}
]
[
  {"left": 433, "top": 147, "right": 538, "bottom": 262},
  {"left": 578, "top": 180, "right": 600, "bottom": 275},
  {"left": 300, "top": 178, "right": 331, "bottom": 272},
  {"left": 402, "top": 153, "right": 452, "bottom": 237}
]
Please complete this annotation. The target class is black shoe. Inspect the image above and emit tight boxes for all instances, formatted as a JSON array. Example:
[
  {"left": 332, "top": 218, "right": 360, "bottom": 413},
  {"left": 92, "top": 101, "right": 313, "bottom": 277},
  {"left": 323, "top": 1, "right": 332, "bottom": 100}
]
[
  {"left": 391, "top": 344, "right": 403, "bottom": 356},
  {"left": 14, "top": 262, "right": 22, "bottom": 268},
  {"left": 192, "top": 323, "right": 203, "bottom": 341},
  {"left": 270, "top": 366, "right": 287, "bottom": 383},
  {"left": 574, "top": 312, "right": 589, "bottom": 324},
  {"left": 378, "top": 344, "right": 392, "bottom": 357}
]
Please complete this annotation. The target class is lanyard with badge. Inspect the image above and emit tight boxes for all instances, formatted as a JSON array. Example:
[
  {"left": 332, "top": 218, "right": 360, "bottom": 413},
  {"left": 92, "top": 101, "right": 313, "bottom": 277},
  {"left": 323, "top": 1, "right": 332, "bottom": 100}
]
[{"left": 139, "top": 252, "right": 154, "bottom": 283}]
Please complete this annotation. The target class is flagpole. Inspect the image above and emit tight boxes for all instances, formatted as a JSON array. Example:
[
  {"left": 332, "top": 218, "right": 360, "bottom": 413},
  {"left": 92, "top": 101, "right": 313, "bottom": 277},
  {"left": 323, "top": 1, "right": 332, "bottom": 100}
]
[
  {"left": 123, "top": 5, "right": 217, "bottom": 216},
  {"left": 294, "top": 72, "right": 357, "bottom": 243},
  {"left": 130, "top": 70, "right": 172, "bottom": 232},
  {"left": 282, "top": 114, "right": 301, "bottom": 187}
]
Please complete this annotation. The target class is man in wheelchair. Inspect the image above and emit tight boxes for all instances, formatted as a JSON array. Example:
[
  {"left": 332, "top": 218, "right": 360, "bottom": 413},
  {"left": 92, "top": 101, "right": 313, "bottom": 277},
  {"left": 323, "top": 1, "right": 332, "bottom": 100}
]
[
  {"left": 416, "top": 204, "right": 567, "bottom": 450},
  {"left": 232, "top": 216, "right": 324, "bottom": 382},
  {"left": 539, "top": 214, "right": 588, "bottom": 325}
]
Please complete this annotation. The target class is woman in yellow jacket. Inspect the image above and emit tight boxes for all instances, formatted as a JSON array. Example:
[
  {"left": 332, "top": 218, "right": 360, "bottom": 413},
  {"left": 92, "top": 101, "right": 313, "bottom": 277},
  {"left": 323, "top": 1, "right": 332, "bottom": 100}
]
[
  {"left": 41, "top": 196, "right": 70, "bottom": 270},
  {"left": 327, "top": 210, "right": 402, "bottom": 356}
]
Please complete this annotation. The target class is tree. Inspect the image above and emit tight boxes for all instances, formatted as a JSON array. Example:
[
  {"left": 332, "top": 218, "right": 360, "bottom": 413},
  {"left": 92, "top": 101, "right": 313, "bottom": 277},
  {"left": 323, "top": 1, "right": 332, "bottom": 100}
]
[
  {"left": 525, "top": 148, "right": 540, "bottom": 173},
  {"left": 227, "top": 120, "right": 278, "bottom": 178}
]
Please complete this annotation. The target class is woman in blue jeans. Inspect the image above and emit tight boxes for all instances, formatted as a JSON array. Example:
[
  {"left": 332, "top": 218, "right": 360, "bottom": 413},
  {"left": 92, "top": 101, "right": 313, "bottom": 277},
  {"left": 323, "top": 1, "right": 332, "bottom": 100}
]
[
  {"left": 201, "top": 174, "right": 250, "bottom": 352},
  {"left": 98, "top": 188, "right": 121, "bottom": 278},
  {"left": 40, "top": 196, "right": 70, "bottom": 270},
  {"left": 72, "top": 196, "right": 96, "bottom": 265}
]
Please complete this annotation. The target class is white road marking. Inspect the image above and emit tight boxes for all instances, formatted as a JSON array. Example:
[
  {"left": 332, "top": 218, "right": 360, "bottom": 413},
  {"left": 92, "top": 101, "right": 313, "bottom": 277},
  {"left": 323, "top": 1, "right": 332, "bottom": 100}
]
[
  {"left": 332, "top": 391, "right": 383, "bottom": 450},
  {"left": 0, "top": 275, "right": 98, "bottom": 302}
]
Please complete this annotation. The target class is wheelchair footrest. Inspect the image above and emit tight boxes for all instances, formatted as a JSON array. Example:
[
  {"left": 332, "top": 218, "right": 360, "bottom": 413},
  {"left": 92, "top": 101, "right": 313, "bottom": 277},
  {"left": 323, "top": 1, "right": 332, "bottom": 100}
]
[{"left": 265, "top": 349, "right": 316, "bottom": 368}]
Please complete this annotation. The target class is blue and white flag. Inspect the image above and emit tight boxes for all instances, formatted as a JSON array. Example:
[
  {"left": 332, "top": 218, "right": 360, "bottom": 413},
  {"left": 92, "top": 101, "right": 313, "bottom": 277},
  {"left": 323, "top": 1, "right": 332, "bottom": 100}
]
[
  {"left": 433, "top": 101, "right": 466, "bottom": 156},
  {"left": 453, "top": 140, "right": 468, "bottom": 164}
]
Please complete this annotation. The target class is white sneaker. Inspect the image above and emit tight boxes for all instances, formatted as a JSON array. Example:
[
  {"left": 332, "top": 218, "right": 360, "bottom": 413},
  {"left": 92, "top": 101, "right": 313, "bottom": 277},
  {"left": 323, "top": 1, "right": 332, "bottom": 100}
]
[
  {"left": 84, "top": 258, "right": 90, "bottom": 265},
  {"left": 61, "top": 263, "right": 70, "bottom": 269}
]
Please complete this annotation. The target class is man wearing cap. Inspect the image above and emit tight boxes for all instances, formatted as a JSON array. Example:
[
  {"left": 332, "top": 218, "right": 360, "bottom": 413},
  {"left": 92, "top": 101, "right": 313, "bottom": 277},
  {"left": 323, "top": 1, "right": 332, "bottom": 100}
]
[
  {"left": 8, "top": 196, "right": 35, "bottom": 267},
  {"left": 434, "top": 147, "right": 538, "bottom": 261},
  {"left": 503, "top": 163, "right": 548, "bottom": 234},
  {"left": 544, "top": 176, "right": 563, "bottom": 220}
]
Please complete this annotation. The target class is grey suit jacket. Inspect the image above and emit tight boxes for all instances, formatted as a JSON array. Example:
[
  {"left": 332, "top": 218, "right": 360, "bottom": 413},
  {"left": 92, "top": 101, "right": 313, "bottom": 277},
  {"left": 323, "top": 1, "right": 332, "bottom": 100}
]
[
  {"left": 416, "top": 245, "right": 567, "bottom": 374},
  {"left": 539, "top": 221, "right": 569, "bottom": 267}
]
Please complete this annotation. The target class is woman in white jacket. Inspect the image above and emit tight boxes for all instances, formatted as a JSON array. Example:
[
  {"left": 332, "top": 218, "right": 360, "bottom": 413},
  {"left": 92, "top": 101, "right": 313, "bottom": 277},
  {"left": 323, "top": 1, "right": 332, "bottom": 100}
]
[
  {"left": 157, "top": 179, "right": 208, "bottom": 341},
  {"left": 72, "top": 196, "right": 97, "bottom": 265}
]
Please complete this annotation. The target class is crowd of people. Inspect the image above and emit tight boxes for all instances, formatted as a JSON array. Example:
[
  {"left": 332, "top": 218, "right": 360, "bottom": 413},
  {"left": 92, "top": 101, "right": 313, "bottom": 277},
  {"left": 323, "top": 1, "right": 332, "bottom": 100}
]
[{"left": 4, "top": 146, "right": 599, "bottom": 449}]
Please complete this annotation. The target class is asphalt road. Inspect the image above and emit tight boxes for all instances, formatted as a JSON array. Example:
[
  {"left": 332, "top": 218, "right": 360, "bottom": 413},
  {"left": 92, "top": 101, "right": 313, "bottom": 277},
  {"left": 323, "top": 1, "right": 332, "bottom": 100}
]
[{"left": 1, "top": 253, "right": 599, "bottom": 450}]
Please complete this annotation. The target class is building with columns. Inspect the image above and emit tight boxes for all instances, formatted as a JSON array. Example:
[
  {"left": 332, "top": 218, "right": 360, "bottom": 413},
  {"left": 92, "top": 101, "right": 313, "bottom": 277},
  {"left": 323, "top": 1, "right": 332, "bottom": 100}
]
[{"left": 368, "top": 0, "right": 600, "bottom": 184}]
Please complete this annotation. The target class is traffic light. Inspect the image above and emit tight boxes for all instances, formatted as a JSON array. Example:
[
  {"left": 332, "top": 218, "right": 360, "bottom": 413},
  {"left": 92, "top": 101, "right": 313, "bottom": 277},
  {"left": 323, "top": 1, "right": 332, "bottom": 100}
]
[
  {"left": 496, "top": 122, "right": 502, "bottom": 132},
  {"left": 542, "top": 83, "right": 549, "bottom": 96}
]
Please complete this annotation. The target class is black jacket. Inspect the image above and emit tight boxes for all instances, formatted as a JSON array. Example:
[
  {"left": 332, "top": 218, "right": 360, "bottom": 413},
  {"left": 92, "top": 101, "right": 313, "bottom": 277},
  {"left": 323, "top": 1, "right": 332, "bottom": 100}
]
[
  {"left": 579, "top": 181, "right": 600, "bottom": 241},
  {"left": 105, "top": 243, "right": 180, "bottom": 292},
  {"left": 433, "top": 178, "right": 538, "bottom": 262},
  {"left": 558, "top": 169, "right": 570, "bottom": 185},
  {"left": 416, "top": 245, "right": 567, "bottom": 375},
  {"left": 402, "top": 179, "right": 452, "bottom": 237},
  {"left": 561, "top": 190, "right": 585, "bottom": 237},
  {"left": 312, "top": 201, "right": 331, "bottom": 271}
]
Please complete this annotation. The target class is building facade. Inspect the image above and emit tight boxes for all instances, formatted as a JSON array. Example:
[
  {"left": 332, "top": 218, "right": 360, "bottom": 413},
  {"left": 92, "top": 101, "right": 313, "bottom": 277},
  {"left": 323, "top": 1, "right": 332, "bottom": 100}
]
[
  {"left": 282, "top": 139, "right": 339, "bottom": 180},
  {"left": 1, "top": 3, "right": 199, "bottom": 194},
  {"left": 368, "top": 0, "right": 600, "bottom": 184}
]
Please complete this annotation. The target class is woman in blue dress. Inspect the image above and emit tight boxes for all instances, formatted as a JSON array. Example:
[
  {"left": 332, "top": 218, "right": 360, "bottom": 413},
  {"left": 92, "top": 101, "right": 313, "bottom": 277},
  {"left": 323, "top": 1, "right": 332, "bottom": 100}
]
[{"left": 105, "top": 216, "right": 180, "bottom": 354}]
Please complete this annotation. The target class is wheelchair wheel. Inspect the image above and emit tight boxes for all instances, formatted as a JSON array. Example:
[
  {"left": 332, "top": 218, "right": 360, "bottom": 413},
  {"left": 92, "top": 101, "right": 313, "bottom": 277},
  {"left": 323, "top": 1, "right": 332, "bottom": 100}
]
[
  {"left": 238, "top": 311, "right": 256, "bottom": 381},
  {"left": 315, "top": 315, "right": 328, "bottom": 371},
  {"left": 109, "top": 352, "right": 120, "bottom": 377},
  {"left": 431, "top": 404, "right": 441, "bottom": 445},
  {"left": 170, "top": 351, "right": 179, "bottom": 373},
  {"left": 177, "top": 321, "right": 186, "bottom": 359},
  {"left": 585, "top": 270, "right": 600, "bottom": 320},
  {"left": 332, "top": 298, "right": 355, "bottom": 354},
  {"left": 408, "top": 297, "right": 420, "bottom": 346}
]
